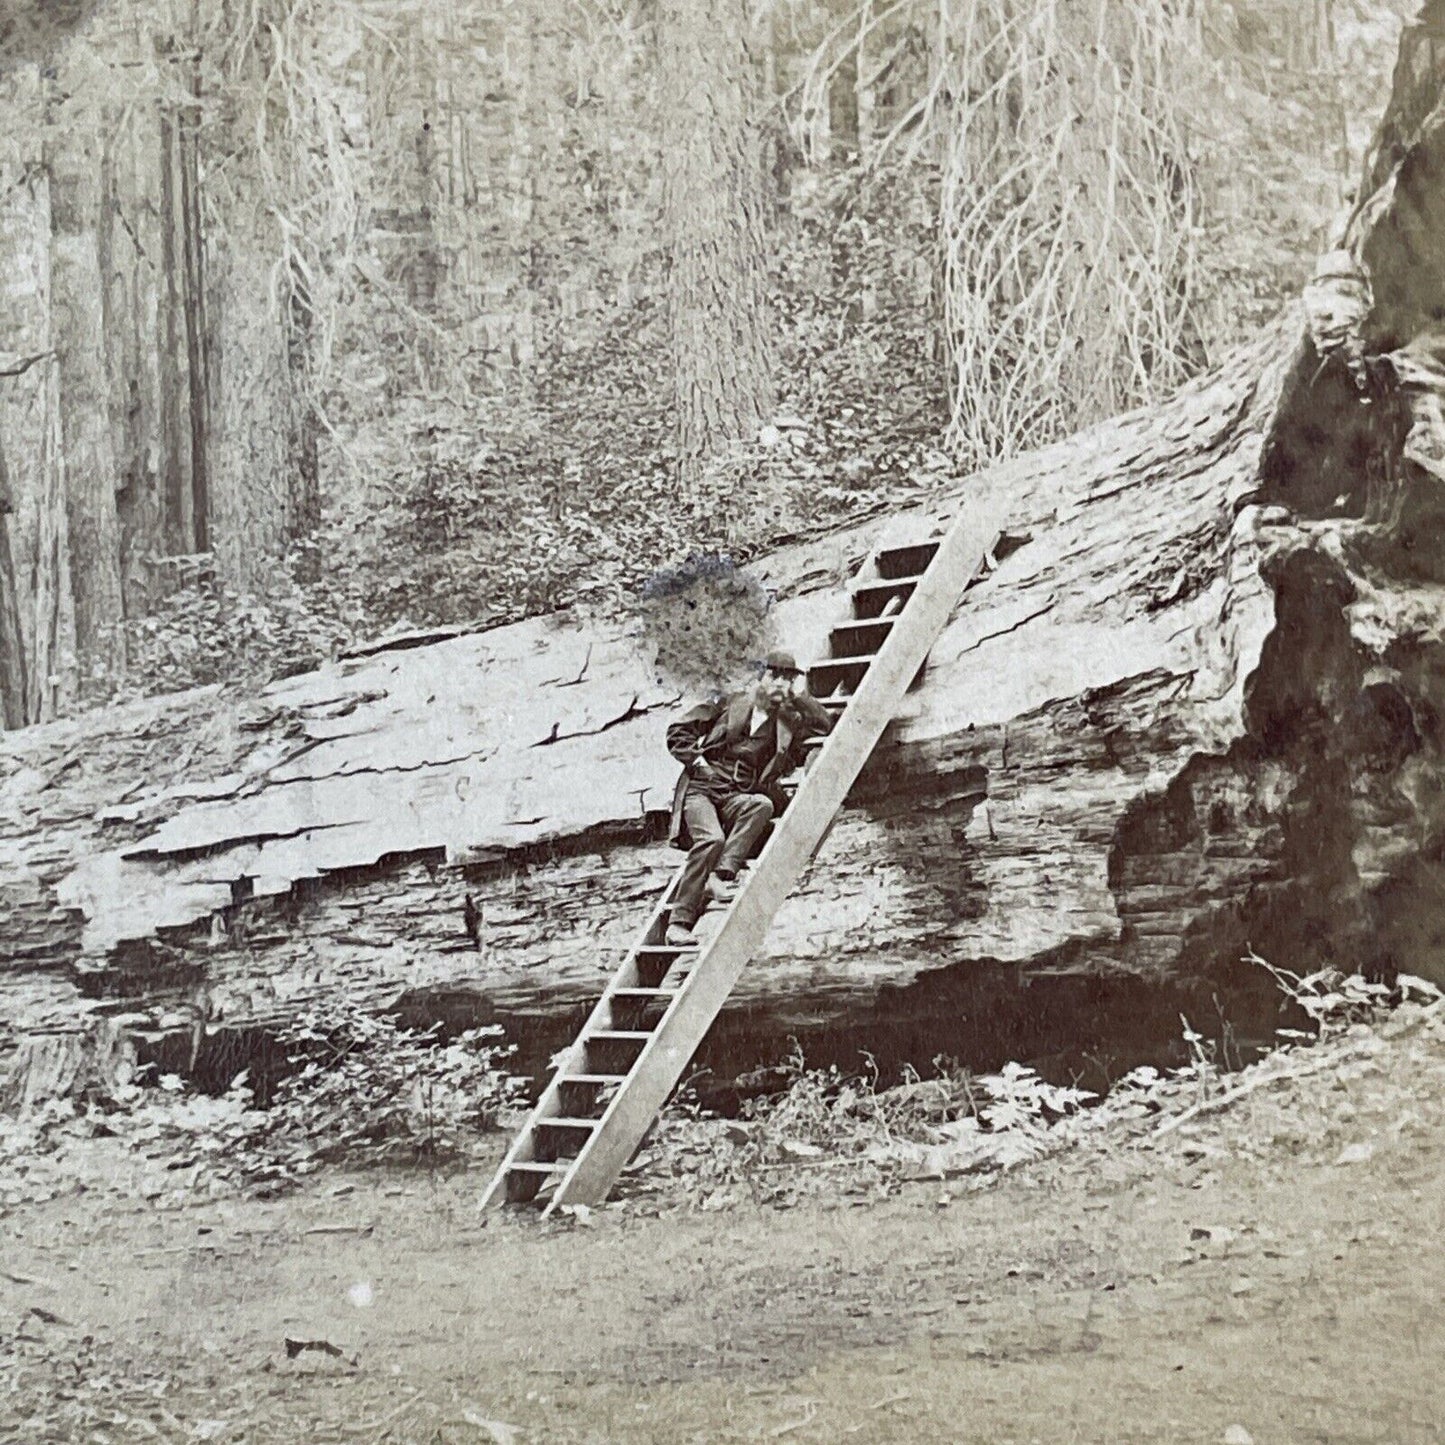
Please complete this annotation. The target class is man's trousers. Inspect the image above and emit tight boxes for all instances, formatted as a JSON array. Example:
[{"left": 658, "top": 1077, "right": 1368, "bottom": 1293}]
[{"left": 670, "top": 788, "right": 775, "bottom": 928}]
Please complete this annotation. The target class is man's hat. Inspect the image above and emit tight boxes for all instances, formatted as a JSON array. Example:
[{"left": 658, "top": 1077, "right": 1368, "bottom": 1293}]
[{"left": 761, "top": 649, "right": 802, "bottom": 676}]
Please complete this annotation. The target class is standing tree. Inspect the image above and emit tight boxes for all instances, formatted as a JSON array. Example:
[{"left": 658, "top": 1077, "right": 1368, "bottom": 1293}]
[
  {"left": 200, "top": 0, "right": 322, "bottom": 591},
  {"left": 658, "top": 0, "right": 775, "bottom": 489},
  {"left": 47, "top": 107, "right": 126, "bottom": 685},
  {"left": 0, "top": 430, "right": 27, "bottom": 727}
]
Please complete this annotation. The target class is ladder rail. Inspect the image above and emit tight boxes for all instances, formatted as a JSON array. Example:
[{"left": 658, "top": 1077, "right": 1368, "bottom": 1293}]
[
  {"left": 477, "top": 864, "right": 688, "bottom": 1208},
  {"left": 533, "top": 751, "right": 836, "bottom": 1216},
  {"left": 534, "top": 502, "right": 1004, "bottom": 1212}
]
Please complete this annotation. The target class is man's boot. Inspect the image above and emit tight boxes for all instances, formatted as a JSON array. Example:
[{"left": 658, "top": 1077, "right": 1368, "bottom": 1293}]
[
  {"left": 664, "top": 921, "right": 698, "bottom": 947},
  {"left": 707, "top": 873, "right": 739, "bottom": 905}
]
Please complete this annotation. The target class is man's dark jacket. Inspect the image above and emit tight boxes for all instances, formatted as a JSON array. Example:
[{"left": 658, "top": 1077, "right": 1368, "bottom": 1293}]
[{"left": 665, "top": 689, "right": 835, "bottom": 850}]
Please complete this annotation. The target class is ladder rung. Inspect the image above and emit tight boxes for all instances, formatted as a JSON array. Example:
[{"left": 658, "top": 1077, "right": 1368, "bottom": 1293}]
[
  {"left": 586, "top": 1029, "right": 654, "bottom": 1042},
  {"left": 835, "top": 616, "right": 896, "bottom": 634},
  {"left": 810, "top": 655, "right": 878, "bottom": 688},
  {"left": 852, "top": 579, "right": 920, "bottom": 621},
  {"left": 560, "top": 1073, "right": 628, "bottom": 1086},
  {"left": 875, "top": 541, "right": 941, "bottom": 579},
  {"left": 637, "top": 943, "right": 698, "bottom": 956},
  {"left": 610, "top": 986, "right": 677, "bottom": 999},
  {"left": 535, "top": 1117, "right": 599, "bottom": 1132},
  {"left": 813, "top": 653, "right": 925, "bottom": 697},
  {"left": 851, "top": 571, "right": 925, "bottom": 597},
  {"left": 507, "top": 1161, "right": 565, "bottom": 1175},
  {"left": 830, "top": 617, "right": 895, "bottom": 657}
]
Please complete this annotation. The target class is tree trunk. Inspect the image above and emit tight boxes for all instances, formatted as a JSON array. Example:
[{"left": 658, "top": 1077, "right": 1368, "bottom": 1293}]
[
  {"left": 854, "top": 2, "right": 876, "bottom": 161},
  {"left": 0, "top": 432, "right": 27, "bottom": 728},
  {"left": 48, "top": 127, "right": 126, "bottom": 686},
  {"left": 157, "top": 98, "right": 200, "bottom": 558},
  {"left": 179, "top": 53, "right": 212, "bottom": 556},
  {"left": 100, "top": 107, "right": 171, "bottom": 611},
  {"left": 8, "top": 4, "right": 1445, "bottom": 1095},
  {"left": 205, "top": 240, "right": 296, "bottom": 590},
  {"left": 0, "top": 160, "right": 76, "bottom": 725},
  {"left": 658, "top": 0, "right": 775, "bottom": 487},
  {"left": 29, "top": 346, "right": 75, "bottom": 724}
]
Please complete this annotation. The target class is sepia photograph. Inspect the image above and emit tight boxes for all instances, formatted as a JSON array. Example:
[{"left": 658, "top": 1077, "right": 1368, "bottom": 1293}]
[{"left": 2, "top": 0, "right": 1443, "bottom": 1439}]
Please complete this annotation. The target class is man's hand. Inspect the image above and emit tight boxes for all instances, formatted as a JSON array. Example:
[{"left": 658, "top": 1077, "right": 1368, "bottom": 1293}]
[
  {"left": 693, "top": 758, "right": 722, "bottom": 781},
  {"left": 778, "top": 674, "right": 812, "bottom": 718}
]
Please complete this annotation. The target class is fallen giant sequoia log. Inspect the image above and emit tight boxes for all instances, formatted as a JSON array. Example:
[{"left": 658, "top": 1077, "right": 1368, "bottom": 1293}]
[{"left": 5, "top": 11, "right": 1445, "bottom": 1094}]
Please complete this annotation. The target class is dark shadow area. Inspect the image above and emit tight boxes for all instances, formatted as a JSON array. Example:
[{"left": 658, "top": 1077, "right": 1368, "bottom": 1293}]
[
  {"left": 1255, "top": 348, "right": 1399, "bottom": 519},
  {"left": 142, "top": 945, "right": 1306, "bottom": 1119},
  {"left": 135, "top": 1025, "right": 292, "bottom": 1106}
]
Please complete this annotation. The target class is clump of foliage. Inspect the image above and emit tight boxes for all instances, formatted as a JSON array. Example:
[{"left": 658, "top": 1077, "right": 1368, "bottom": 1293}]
[
  {"left": 1247, "top": 952, "right": 1398, "bottom": 1037},
  {"left": 226, "top": 1004, "right": 526, "bottom": 1190},
  {"left": 634, "top": 1046, "right": 1097, "bottom": 1209},
  {"left": 0, "top": 1002, "right": 527, "bottom": 1204},
  {"left": 107, "top": 547, "right": 366, "bottom": 701}
]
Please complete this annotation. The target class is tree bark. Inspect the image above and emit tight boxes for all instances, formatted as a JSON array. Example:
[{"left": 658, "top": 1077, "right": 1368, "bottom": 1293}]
[
  {"left": 658, "top": 0, "right": 776, "bottom": 487},
  {"left": 157, "top": 100, "right": 199, "bottom": 558},
  {"left": 205, "top": 241, "right": 296, "bottom": 590},
  {"left": 100, "top": 106, "right": 172, "bottom": 611},
  {"left": 177, "top": 54, "right": 210, "bottom": 554},
  {"left": 0, "top": 431, "right": 27, "bottom": 727},
  {"left": 48, "top": 127, "right": 126, "bottom": 685},
  {"left": 200, "top": 20, "right": 320, "bottom": 590},
  {"left": 0, "top": 160, "right": 77, "bottom": 725}
]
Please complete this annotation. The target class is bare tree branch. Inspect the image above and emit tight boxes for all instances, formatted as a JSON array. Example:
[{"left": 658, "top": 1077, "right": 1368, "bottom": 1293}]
[{"left": 0, "top": 352, "right": 52, "bottom": 380}]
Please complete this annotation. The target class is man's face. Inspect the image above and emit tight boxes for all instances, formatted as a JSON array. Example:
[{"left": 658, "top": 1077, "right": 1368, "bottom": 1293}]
[{"left": 755, "top": 667, "right": 795, "bottom": 711}]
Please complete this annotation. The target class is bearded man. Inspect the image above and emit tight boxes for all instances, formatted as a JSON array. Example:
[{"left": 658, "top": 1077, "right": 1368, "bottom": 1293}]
[{"left": 662, "top": 649, "right": 834, "bottom": 946}]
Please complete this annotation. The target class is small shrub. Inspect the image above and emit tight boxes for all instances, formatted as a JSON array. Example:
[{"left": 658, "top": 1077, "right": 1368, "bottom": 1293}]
[
  {"left": 241, "top": 1004, "right": 526, "bottom": 1182},
  {"left": 1249, "top": 951, "right": 1394, "bottom": 1038},
  {"left": 1, "top": 1002, "right": 527, "bottom": 1201},
  {"left": 641, "top": 1045, "right": 1096, "bottom": 1207},
  {"left": 106, "top": 548, "right": 362, "bottom": 701}
]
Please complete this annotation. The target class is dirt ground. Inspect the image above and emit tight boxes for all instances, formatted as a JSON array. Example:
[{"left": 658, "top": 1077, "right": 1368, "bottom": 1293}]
[{"left": 4, "top": 1007, "right": 1444, "bottom": 1445}]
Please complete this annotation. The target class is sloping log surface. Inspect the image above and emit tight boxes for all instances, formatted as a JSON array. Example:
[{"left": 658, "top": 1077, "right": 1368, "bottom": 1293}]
[
  {"left": 7, "top": 12, "right": 1445, "bottom": 1094},
  {"left": 0, "top": 343, "right": 1292, "bottom": 1079}
]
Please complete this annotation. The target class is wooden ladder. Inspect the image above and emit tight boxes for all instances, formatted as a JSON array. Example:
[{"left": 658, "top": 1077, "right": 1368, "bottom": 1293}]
[{"left": 480, "top": 502, "right": 1003, "bottom": 1213}]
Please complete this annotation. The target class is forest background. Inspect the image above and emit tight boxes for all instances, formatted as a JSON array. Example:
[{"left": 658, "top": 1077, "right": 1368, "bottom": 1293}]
[{"left": 0, "top": 0, "right": 1414, "bottom": 729}]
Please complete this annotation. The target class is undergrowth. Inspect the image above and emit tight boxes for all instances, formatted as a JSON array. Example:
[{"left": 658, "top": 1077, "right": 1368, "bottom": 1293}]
[
  {"left": 0, "top": 1001, "right": 527, "bottom": 1206},
  {"left": 3, "top": 959, "right": 1441, "bottom": 1217},
  {"left": 622, "top": 960, "right": 1443, "bottom": 1212}
]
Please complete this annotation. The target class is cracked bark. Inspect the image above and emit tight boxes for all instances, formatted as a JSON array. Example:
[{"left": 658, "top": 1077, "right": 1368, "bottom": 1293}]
[{"left": 531, "top": 694, "right": 678, "bottom": 748}]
